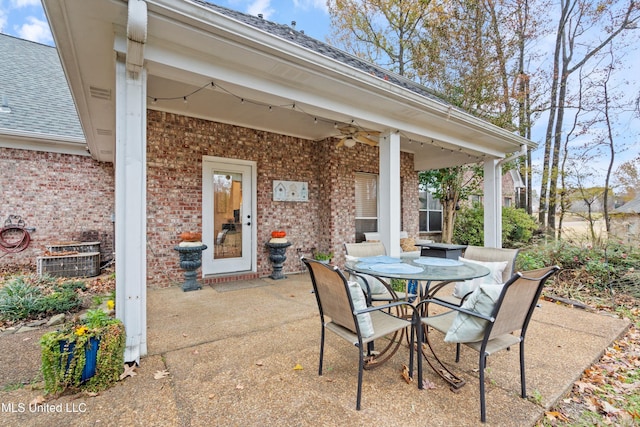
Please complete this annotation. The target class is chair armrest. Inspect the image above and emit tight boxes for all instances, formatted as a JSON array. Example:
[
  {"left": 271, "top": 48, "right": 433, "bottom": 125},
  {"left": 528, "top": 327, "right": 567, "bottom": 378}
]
[
  {"left": 355, "top": 300, "right": 416, "bottom": 319},
  {"left": 415, "top": 298, "right": 494, "bottom": 323}
]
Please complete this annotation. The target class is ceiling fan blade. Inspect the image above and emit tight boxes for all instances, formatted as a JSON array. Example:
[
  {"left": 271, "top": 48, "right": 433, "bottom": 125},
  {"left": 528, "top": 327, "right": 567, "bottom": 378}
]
[{"left": 355, "top": 134, "right": 378, "bottom": 146}]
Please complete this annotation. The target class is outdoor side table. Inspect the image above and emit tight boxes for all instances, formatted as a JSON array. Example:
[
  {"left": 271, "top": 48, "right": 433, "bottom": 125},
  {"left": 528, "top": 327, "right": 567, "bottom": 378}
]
[{"left": 417, "top": 243, "right": 467, "bottom": 259}]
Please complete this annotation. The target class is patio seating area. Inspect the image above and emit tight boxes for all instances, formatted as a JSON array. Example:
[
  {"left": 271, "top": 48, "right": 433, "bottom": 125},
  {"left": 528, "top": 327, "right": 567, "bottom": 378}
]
[{"left": 0, "top": 272, "right": 630, "bottom": 426}]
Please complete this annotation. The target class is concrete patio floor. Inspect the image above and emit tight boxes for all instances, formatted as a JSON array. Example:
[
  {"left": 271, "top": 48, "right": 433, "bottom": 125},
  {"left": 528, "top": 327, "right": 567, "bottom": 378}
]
[{"left": 0, "top": 273, "right": 631, "bottom": 426}]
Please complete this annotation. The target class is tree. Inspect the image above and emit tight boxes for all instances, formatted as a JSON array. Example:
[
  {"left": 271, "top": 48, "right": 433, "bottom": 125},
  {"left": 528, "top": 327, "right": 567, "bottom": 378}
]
[
  {"left": 327, "top": 0, "right": 435, "bottom": 81},
  {"left": 537, "top": 0, "right": 640, "bottom": 233},
  {"left": 418, "top": 165, "right": 482, "bottom": 243},
  {"left": 614, "top": 158, "right": 640, "bottom": 203}
]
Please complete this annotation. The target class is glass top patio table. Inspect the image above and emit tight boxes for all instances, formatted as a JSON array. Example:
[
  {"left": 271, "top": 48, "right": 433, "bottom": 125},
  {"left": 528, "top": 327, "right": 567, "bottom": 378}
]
[{"left": 346, "top": 256, "right": 490, "bottom": 299}]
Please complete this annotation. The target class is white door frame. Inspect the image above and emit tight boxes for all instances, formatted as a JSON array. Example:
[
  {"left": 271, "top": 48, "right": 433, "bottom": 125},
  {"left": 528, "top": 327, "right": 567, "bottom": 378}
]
[{"left": 202, "top": 156, "right": 257, "bottom": 275}]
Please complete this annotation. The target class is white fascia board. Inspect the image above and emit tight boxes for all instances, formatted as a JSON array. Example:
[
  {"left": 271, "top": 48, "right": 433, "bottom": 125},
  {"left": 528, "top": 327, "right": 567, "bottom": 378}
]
[{"left": 0, "top": 131, "right": 89, "bottom": 156}]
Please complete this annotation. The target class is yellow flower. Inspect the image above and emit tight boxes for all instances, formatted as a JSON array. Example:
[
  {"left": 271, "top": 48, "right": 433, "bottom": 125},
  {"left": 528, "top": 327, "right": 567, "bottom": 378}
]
[
  {"left": 106, "top": 300, "right": 115, "bottom": 310},
  {"left": 75, "top": 326, "right": 88, "bottom": 336}
]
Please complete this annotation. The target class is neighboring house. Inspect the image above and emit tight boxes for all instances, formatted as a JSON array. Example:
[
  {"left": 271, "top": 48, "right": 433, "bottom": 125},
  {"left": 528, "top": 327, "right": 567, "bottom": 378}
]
[
  {"left": 610, "top": 196, "right": 640, "bottom": 246},
  {"left": 0, "top": 34, "right": 115, "bottom": 265},
  {"left": 6, "top": 0, "right": 538, "bottom": 362}
]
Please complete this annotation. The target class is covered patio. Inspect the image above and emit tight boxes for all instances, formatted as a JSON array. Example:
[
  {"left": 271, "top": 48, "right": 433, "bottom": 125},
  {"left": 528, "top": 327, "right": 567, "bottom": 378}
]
[
  {"left": 42, "top": 0, "right": 537, "bottom": 363},
  {"left": 1, "top": 274, "right": 629, "bottom": 426}
]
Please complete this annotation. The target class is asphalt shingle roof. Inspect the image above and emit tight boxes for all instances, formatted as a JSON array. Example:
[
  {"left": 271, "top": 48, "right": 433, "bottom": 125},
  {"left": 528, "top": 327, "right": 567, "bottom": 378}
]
[
  {"left": 0, "top": 34, "right": 84, "bottom": 141},
  {"left": 615, "top": 196, "right": 640, "bottom": 214},
  {"left": 194, "top": 0, "right": 448, "bottom": 106}
]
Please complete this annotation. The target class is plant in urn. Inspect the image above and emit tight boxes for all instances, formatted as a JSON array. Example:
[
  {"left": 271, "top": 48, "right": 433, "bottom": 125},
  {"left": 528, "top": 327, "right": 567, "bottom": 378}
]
[
  {"left": 174, "top": 232, "right": 207, "bottom": 291},
  {"left": 266, "top": 230, "right": 291, "bottom": 280}
]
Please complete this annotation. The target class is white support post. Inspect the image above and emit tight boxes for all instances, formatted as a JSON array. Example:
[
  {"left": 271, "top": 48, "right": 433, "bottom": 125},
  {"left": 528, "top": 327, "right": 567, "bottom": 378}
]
[
  {"left": 115, "top": 58, "right": 147, "bottom": 363},
  {"left": 378, "top": 131, "right": 401, "bottom": 257},
  {"left": 483, "top": 159, "right": 502, "bottom": 248}
]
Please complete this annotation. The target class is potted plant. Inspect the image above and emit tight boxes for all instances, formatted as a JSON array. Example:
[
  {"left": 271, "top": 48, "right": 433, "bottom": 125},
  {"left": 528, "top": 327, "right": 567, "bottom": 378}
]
[
  {"left": 314, "top": 251, "right": 333, "bottom": 264},
  {"left": 40, "top": 309, "right": 126, "bottom": 394}
]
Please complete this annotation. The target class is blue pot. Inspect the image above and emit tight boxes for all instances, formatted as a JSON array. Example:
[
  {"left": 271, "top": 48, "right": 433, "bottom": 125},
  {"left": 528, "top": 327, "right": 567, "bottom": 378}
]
[{"left": 60, "top": 337, "right": 99, "bottom": 382}]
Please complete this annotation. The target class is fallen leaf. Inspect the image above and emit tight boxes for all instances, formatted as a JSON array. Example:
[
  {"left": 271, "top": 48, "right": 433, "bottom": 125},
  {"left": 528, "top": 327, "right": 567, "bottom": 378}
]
[
  {"left": 255, "top": 360, "right": 264, "bottom": 366},
  {"left": 600, "top": 400, "right": 622, "bottom": 415},
  {"left": 545, "top": 411, "right": 569, "bottom": 422},
  {"left": 29, "top": 395, "right": 45, "bottom": 406},
  {"left": 23, "top": 337, "right": 31, "bottom": 341},
  {"left": 293, "top": 364, "right": 303, "bottom": 370},
  {"left": 120, "top": 363, "right": 137, "bottom": 380},
  {"left": 182, "top": 333, "right": 188, "bottom": 337},
  {"left": 401, "top": 364, "right": 413, "bottom": 384},
  {"left": 208, "top": 394, "right": 215, "bottom": 399},
  {"left": 154, "top": 369, "right": 170, "bottom": 379},
  {"left": 421, "top": 379, "right": 437, "bottom": 390}
]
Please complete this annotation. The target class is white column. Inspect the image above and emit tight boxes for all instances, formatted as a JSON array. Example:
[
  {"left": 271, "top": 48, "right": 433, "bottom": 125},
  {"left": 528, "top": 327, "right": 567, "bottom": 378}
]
[
  {"left": 483, "top": 159, "right": 502, "bottom": 248},
  {"left": 378, "top": 131, "right": 402, "bottom": 257},
  {"left": 115, "top": 58, "right": 147, "bottom": 363}
]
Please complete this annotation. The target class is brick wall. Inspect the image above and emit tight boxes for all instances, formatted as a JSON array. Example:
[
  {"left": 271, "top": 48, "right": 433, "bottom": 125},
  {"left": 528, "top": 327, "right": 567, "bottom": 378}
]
[
  {"left": 1, "top": 113, "right": 418, "bottom": 288},
  {"left": 0, "top": 147, "right": 115, "bottom": 268},
  {"left": 146, "top": 111, "right": 418, "bottom": 287}
]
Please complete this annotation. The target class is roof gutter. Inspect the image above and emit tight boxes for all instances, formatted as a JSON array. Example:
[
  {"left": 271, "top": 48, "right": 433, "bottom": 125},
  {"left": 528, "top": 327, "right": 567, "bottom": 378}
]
[
  {"left": 126, "top": 0, "right": 147, "bottom": 76},
  {"left": 498, "top": 144, "right": 528, "bottom": 166}
]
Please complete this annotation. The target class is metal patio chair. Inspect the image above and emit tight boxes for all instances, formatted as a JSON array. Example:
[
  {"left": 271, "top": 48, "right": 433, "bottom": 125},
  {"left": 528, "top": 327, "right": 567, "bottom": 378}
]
[
  {"left": 302, "top": 258, "right": 416, "bottom": 410},
  {"left": 429, "top": 245, "right": 520, "bottom": 305},
  {"left": 415, "top": 265, "right": 560, "bottom": 423},
  {"left": 343, "top": 242, "right": 416, "bottom": 304}
]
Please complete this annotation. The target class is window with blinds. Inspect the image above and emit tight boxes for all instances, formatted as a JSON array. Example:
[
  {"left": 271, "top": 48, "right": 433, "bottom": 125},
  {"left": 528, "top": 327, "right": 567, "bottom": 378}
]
[{"left": 355, "top": 173, "right": 378, "bottom": 242}]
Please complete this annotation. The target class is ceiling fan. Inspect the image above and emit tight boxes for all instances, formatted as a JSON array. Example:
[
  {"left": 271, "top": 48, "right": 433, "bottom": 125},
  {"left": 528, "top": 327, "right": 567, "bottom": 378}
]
[{"left": 335, "top": 125, "right": 380, "bottom": 148}]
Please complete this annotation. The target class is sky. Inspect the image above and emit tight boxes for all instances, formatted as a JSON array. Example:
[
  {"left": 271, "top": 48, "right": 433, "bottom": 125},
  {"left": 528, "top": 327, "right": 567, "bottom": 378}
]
[{"left": 0, "top": 0, "right": 332, "bottom": 46}]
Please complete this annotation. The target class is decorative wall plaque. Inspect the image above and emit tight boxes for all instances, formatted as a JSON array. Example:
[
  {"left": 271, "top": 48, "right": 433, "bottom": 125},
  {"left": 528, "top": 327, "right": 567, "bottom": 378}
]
[{"left": 273, "top": 180, "right": 308, "bottom": 202}]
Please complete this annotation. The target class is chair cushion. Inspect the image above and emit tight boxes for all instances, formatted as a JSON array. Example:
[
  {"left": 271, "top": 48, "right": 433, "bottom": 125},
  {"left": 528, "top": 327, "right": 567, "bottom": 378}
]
[
  {"left": 345, "top": 255, "right": 388, "bottom": 295},
  {"left": 444, "top": 284, "right": 503, "bottom": 343},
  {"left": 452, "top": 257, "right": 508, "bottom": 299},
  {"left": 347, "top": 281, "right": 375, "bottom": 337}
]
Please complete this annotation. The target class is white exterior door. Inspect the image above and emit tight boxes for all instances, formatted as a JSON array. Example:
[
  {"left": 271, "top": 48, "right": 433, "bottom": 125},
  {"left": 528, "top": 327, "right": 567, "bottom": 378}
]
[{"left": 202, "top": 157, "right": 255, "bottom": 275}]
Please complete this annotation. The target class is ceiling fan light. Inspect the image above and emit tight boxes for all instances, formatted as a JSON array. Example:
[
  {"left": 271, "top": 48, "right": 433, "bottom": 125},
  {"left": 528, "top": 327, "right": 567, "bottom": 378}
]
[{"left": 344, "top": 136, "right": 356, "bottom": 148}]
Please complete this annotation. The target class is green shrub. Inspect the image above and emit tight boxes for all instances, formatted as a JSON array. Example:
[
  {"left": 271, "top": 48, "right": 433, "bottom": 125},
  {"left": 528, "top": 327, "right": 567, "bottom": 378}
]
[
  {"left": 38, "top": 289, "right": 82, "bottom": 316},
  {"left": 516, "top": 241, "right": 640, "bottom": 290},
  {"left": 0, "top": 274, "right": 84, "bottom": 322},
  {"left": 502, "top": 207, "right": 538, "bottom": 246},
  {"left": 453, "top": 205, "right": 538, "bottom": 248},
  {"left": 453, "top": 203, "right": 484, "bottom": 246},
  {"left": 0, "top": 281, "right": 43, "bottom": 321}
]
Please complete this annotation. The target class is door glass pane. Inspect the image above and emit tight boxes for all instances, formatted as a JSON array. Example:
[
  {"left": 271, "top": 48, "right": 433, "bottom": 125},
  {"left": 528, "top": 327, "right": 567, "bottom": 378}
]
[{"left": 213, "top": 171, "right": 242, "bottom": 259}]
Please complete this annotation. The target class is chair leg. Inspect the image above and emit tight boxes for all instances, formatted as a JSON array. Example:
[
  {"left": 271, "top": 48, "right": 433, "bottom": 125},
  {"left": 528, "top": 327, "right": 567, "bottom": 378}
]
[
  {"left": 409, "top": 324, "right": 415, "bottom": 378},
  {"left": 356, "top": 346, "right": 364, "bottom": 410},
  {"left": 520, "top": 340, "right": 526, "bottom": 398},
  {"left": 417, "top": 322, "right": 423, "bottom": 389},
  {"left": 318, "top": 327, "right": 325, "bottom": 375},
  {"left": 479, "top": 352, "right": 487, "bottom": 423},
  {"left": 455, "top": 343, "right": 461, "bottom": 362}
]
